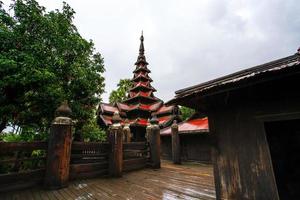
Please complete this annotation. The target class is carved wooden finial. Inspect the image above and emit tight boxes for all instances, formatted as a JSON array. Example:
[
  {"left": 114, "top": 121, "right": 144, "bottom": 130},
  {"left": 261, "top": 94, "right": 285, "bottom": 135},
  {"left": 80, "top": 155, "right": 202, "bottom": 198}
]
[
  {"left": 150, "top": 115, "right": 159, "bottom": 125},
  {"left": 55, "top": 100, "right": 72, "bottom": 117},
  {"left": 112, "top": 111, "right": 122, "bottom": 125},
  {"left": 171, "top": 119, "right": 178, "bottom": 129}
]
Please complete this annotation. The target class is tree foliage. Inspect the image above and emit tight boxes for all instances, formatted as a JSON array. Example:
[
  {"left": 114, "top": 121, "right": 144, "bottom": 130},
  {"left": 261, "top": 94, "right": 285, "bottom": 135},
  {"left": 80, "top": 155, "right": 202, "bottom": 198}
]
[
  {"left": 109, "top": 79, "right": 132, "bottom": 104},
  {"left": 0, "top": 0, "right": 105, "bottom": 138},
  {"left": 179, "top": 106, "right": 195, "bottom": 121}
]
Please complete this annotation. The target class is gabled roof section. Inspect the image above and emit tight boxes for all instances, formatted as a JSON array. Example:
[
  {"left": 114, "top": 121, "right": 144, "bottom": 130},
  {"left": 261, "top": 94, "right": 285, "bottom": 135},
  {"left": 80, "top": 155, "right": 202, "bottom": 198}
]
[{"left": 99, "top": 103, "right": 119, "bottom": 114}]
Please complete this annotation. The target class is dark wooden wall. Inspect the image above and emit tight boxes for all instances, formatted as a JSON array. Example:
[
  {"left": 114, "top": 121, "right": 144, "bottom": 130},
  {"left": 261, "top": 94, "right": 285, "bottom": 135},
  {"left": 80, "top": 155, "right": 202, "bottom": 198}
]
[
  {"left": 161, "top": 134, "right": 211, "bottom": 163},
  {"left": 203, "top": 74, "right": 300, "bottom": 199}
]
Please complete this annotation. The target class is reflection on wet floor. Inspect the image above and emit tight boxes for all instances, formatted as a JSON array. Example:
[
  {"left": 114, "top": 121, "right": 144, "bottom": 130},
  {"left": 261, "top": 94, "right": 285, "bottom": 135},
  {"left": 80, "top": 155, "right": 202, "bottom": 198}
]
[{"left": 1, "top": 160, "right": 216, "bottom": 200}]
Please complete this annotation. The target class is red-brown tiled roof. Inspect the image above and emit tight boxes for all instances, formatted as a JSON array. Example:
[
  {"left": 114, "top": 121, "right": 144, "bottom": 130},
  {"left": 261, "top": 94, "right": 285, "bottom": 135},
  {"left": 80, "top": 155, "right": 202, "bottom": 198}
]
[
  {"left": 149, "top": 101, "right": 163, "bottom": 111},
  {"left": 154, "top": 105, "right": 174, "bottom": 115},
  {"left": 158, "top": 115, "right": 172, "bottom": 124},
  {"left": 129, "top": 91, "right": 152, "bottom": 98},
  {"left": 132, "top": 73, "right": 153, "bottom": 82},
  {"left": 133, "top": 66, "right": 150, "bottom": 73},
  {"left": 160, "top": 117, "right": 209, "bottom": 135},
  {"left": 130, "top": 118, "right": 149, "bottom": 126},
  {"left": 100, "top": 103, "right": 119, "bottom": 114},
  {"left": 99, "top": 115, "right": 113, "bottom": 126}
]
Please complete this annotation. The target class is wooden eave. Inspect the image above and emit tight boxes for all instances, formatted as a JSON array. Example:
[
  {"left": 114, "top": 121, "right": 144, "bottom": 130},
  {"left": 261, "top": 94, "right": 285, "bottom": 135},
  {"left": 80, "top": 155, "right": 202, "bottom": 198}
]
[{"left": 168, "top": 53, "right": 300, "bottom": 106}]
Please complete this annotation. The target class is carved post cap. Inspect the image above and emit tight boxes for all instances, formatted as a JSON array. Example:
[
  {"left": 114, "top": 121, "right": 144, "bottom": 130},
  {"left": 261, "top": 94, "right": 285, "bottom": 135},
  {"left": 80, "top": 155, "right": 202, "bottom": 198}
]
[
  {"left": 112, "top": 111, "right": 122, "bottom": 128},
  {"left": 55, "top": 101, "right": 72, "bottom": 117},
  {"left": 171, "top": 120, "right": 178, "bottom": 129},
  {"left": 123, "top": 119, "right": 130, "bottom": 129},
  {"left": 53, "top": 101, "right": 72, "bottom": 125},
  {"left": 150, "top": 115, "right": 159, "bottom": 125}
]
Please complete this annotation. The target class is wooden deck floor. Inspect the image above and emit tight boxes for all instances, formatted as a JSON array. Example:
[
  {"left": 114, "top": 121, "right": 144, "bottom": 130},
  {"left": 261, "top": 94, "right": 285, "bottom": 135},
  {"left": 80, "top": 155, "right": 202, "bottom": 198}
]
[{"left": 0, "top": 161, "right": 215, "bottom": 200}]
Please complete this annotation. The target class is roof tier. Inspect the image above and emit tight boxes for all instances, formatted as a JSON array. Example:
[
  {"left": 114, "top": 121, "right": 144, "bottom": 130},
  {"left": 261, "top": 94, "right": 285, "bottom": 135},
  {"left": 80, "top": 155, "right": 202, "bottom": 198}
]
[
  {"left": 129, "top": 81, "right": 157, "bottom": 92},
  {"left": 132, "top": 72, "right": 153, "bottom": 82}
]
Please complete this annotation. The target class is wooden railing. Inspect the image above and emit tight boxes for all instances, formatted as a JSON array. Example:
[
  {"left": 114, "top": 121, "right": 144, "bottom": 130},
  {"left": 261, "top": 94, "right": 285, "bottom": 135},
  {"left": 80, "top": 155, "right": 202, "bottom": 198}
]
[
  {"left": 0, "top": 106, "right": 161, "bottom": 192},
  {"left": 70, "top": 142, "right": 110, "bottom": 180},
  {"left": 123, "top": 142, "right": 149, "bottom": 172},
  {"left": 0, "top": 141, "right": 47, "bottom": 192}
]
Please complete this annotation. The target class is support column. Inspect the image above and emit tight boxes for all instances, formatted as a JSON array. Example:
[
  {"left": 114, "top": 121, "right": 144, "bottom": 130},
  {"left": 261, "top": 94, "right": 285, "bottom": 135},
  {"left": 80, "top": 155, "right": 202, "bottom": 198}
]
[
  {"left": 171, "top": 120, "right": 181, "bottom": 164},
  {"left": 108, "top": 111, "right": 123, "bottom": 177},
  {"left": 44, "top": 101, "right": 73, "bottom": 189},
  {"left": 148, "top": 116, "right": 161, "bottom": 169}
]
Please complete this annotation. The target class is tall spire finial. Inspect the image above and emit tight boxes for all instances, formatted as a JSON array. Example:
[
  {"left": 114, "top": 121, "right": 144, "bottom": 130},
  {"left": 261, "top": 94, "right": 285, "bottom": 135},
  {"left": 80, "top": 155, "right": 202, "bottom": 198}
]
[
  {"left": 139, "top": 31, "right": 144, "bottom": 55},
  {"left": 135, "top": 31, "right": 148, "bottom": 65}
]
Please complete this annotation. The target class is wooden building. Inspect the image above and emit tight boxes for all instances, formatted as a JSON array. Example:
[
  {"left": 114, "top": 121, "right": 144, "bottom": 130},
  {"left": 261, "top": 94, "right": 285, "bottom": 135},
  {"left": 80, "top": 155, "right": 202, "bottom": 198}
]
[
  {"left": 168, "top": 50, "right": 300, "bottom": 199},
  {"left": 97, "top": 34, "right": 179, "bottom": 141},
  {"left": 160, "top": 114, "right": 211, "bottom": 163}
]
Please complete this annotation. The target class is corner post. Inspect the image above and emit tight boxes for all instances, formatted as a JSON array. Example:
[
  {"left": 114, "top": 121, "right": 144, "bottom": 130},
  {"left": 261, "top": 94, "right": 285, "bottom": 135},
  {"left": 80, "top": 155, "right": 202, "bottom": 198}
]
[
  {"left": 171, "top": 120, "right": 181, "bottom": 164},
  {"left": 108, "top": 111, "right": 123, "bottom": 177},
  {"left": 148, "top": 116, "right": 161, "bottom": 169},
  {"left": 44, "top": 101, "right": 73, "bottom": 189},
  {"left": 123, "top": 119, "right": 132, "bottom": 143}
]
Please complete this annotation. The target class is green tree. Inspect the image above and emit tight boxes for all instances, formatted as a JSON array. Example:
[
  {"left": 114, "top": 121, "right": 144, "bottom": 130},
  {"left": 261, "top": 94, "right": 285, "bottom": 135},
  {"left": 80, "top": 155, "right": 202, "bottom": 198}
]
[
  {"left": 109, "top": 79, "right": 133, "bottom": 104},
  {"left": 180, "top": 106, "right": 195, "bottom": 121},
  {"left": 0, "top": 0, "right": 105, "bottom": 138},
  {"left": 81, "top": 117, "right": 106, "bottom": 142}
]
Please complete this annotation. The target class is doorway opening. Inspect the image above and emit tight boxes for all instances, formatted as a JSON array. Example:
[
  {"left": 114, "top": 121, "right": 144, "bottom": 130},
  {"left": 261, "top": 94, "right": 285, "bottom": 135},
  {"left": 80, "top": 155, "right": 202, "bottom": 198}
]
[{"left": 265, "top": 119, "right": 300, "bottom": 200}]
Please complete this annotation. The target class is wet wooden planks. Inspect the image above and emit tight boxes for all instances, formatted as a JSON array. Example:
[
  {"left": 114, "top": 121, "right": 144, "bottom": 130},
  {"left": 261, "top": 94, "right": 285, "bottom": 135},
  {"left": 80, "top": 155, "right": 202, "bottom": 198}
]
[{"left": 0, "top": 160, "right": 215, "bottom": 200}]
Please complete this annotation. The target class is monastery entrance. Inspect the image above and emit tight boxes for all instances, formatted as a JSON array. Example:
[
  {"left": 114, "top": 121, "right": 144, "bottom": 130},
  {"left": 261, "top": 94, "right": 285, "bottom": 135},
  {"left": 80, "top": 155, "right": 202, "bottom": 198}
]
[{"left": 265, "top": 119, "right": 300, "bottom": 200}]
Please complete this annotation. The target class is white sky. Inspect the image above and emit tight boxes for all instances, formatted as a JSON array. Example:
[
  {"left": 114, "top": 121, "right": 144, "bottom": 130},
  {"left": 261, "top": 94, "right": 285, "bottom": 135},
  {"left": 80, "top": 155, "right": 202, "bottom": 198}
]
[{"left": 2, "top": 0, "right": 300, "bottom": 102}]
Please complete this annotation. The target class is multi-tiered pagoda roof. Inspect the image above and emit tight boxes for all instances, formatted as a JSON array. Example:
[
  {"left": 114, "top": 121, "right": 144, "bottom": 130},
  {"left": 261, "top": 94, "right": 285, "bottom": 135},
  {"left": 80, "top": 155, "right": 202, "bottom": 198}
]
[{"left": 97, "top": 33, "right": 179, "bottom": 141}]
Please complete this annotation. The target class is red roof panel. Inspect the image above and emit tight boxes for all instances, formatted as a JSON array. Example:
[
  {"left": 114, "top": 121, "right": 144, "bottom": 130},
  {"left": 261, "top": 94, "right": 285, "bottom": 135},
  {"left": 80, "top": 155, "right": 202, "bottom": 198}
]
[
  {"left": 149, "top": 101, "right": 162, "bottom": 111},
  {"left": 101, "top": 104, "right": 119, "bottom": 113},
  {"left": 158, "top": 116, "right": 172, "bottom": 124},
  {"left": 160, "top": 117, "right": 209, "bottom": 135},
  {"left": 129, "top": 91, "right": 152, "bottom": 98}
]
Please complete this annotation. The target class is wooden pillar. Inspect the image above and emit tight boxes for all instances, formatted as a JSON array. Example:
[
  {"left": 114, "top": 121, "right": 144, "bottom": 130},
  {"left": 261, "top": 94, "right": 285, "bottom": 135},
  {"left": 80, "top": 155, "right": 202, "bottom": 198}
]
[
  {"left": 44, "top": 101, "right": 73, "bottom": 189},
  {"left": 123, "top": 119, "right": 132, "bottom": 143},
  {"left": 148, "top": 116, "right": 161, "bottom": 169},
  {"left": 171, "top": 120, "right": 181, "bottom": 164},
  {"left": 108, "top": 111, "right": 123, "bottom": 177}
]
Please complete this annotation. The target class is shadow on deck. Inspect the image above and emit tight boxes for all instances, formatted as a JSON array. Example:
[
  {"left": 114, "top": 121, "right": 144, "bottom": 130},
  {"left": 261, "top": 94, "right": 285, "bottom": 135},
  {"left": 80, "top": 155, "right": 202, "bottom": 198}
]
[{"left": 0, "top": 160, "right": 215, "bottom": 200}]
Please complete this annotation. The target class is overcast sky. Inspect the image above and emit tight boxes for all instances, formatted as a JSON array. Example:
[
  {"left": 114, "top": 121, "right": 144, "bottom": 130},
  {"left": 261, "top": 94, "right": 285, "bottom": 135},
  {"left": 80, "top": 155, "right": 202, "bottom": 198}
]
[{"left": 3, "top": 0, "right": 300, "bottom": 102}]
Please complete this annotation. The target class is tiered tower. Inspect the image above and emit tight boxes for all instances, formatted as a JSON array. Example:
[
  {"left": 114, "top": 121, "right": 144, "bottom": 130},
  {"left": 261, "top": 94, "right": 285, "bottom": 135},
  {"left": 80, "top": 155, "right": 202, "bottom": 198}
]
[
  {"left": 119, "top": 33, "right": 162, "bottom": 140},
  {"left": 97, "top": 33, "right": 179, "bottom": 141}
]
